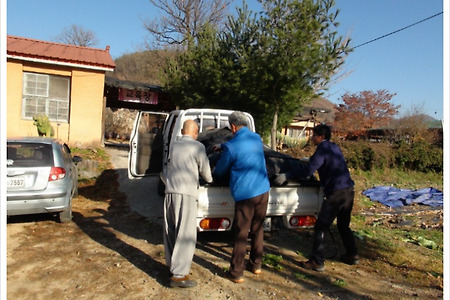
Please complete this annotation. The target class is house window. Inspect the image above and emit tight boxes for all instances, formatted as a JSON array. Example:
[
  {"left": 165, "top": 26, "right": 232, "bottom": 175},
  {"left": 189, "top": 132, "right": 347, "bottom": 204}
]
[{"left": 22, "top": 72, "right": 70, "bottom": 122}]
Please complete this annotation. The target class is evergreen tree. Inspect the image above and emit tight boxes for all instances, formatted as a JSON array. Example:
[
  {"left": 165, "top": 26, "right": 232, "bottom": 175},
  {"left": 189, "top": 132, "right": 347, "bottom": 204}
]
[{"left": 164, "top": 0, "right": 351, "bottom": 146}]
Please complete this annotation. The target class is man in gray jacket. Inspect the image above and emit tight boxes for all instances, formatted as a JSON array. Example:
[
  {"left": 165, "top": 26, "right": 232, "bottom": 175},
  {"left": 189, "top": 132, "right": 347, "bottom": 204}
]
[{"left": 163, "top": 119, "right": 213, "bottom": 288}]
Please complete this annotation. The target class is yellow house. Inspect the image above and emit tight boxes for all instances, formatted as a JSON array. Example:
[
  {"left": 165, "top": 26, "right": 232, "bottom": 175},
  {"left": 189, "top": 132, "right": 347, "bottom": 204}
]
[
  {"left": 7, "top": 35, "right": 115, "bottom": 147},
  {"left": 282, "top": 97, "right": 335, "bottom": 140}
]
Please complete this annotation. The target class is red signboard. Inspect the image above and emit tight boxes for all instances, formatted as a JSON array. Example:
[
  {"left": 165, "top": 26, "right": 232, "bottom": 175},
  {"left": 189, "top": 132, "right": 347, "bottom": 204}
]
[{"left": 118, "top": 88, "right": 158, "bottom": 105}]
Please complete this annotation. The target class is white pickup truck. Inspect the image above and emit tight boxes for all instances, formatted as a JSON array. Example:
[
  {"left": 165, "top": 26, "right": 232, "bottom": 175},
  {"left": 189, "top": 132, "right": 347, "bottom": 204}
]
[{"left": 128, "top": 108, "right": 323, "bottom": 231}]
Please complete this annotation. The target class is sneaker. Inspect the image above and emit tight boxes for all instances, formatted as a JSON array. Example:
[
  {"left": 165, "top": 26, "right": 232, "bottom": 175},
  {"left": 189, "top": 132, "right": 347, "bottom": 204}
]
[
  {"left": 224, "top": 271, "right": 245, "bottom": 283},
  {"left": 341, "top": 254, "right": 359, "bottom": 265},
  {"left": 299, "top": 260, "right": 325, "bottom": 272}
]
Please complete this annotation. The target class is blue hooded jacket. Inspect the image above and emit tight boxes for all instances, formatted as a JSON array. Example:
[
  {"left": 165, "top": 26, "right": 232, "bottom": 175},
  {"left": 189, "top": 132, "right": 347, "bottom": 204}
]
[{"left": 213, "top": 127, "right": 270, "bottom": 201}]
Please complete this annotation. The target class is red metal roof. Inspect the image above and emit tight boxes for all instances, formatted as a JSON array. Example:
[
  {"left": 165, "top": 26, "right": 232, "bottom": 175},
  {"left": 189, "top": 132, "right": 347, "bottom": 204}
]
[{"left": 7, "top": 35, "right": 115, "bottom": 70}]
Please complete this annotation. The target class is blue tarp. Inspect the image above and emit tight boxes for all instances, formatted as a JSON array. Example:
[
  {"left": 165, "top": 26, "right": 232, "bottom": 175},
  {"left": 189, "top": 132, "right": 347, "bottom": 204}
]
[{"left": 362, "top": 186, "right": 443, "bottom": 208}]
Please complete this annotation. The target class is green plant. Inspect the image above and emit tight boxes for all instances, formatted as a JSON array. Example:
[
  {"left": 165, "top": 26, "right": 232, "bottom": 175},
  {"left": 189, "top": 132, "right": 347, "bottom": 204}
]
[
  {"left": 33, "top": 114, "right": 54, "bottom": 137},
  {"left": 332, "top": 278, "right": 347, "bottom": 287},
  {"left": 361, "top": 146, "right": 375, "bottom": 171},
  {"left": 394, "top": 140, "right": 443, "bottom": 173},
  {"left": 293, "top": 272, "right": 311, "bottom": 280},
  {"left": 262, "top": 253, "right": 283, "bottom": 271},
  {"left": 401, "top": 229, "right": 442, "bottom": 252},
  {"left": 71, "top": 147, "right": 111, "bottom": 173},
  {"left": 338, "top": 140, "right": 395, "bottom": 171},
  {"left": 334, "top": 139, "right": 443, "bottom": 173},
  {"left": 402, "top": 234, "right": 437, "bottom": 250},
  {"left": 277, "top": 132, "right": 308, "bottom": 149},
  {"left": 295, "top": 250, "right": 307, "bottom": 257}
]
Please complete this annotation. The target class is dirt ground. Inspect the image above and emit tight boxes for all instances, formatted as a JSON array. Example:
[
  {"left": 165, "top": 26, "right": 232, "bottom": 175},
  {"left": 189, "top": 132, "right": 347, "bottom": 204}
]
[{"left": 7, "top": 151, "right": 443, "bottom": 299}]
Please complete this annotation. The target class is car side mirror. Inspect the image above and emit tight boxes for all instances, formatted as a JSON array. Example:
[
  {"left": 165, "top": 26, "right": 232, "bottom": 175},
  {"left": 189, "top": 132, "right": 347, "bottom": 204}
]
[{"left": 73, "top": 156, "right": 83, "bottom": 164}]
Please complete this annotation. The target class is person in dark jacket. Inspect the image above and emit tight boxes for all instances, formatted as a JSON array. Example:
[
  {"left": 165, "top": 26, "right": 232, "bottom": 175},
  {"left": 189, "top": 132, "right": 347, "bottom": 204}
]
[
  {"left": 213, "top": 111, "right": 270, "bottom": 283},
  {"left": 275, "top": 124, "right": 358, "bottom": 271}
]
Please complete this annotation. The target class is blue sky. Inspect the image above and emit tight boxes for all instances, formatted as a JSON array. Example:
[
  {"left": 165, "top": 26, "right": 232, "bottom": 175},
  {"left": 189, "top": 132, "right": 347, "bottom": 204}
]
[{"left": 6, "top": 0, "right": 445, "bottom": 120}]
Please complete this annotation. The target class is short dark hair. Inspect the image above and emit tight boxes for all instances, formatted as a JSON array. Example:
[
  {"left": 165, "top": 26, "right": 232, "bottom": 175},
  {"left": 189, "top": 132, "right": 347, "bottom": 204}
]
[
  {"left": 228, "top": 111, "right": 248, "bottom": 127},
  {"left": 313, "top": 124, "right": 331, "bottom": 140}
]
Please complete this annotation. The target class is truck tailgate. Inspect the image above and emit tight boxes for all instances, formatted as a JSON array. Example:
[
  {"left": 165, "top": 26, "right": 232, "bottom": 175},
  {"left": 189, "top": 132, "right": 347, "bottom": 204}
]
[
  {"left": 196, "top": 184, "right": 323, "bottom": 231},
  {"left": 267, "top": 185, "right": 323, "bottom": 216}
]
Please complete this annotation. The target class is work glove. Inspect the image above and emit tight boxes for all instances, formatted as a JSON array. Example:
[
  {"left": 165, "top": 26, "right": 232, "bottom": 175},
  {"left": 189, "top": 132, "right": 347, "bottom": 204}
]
[{"left": 274, "top": 173, "right": 288, "bottom": 186}]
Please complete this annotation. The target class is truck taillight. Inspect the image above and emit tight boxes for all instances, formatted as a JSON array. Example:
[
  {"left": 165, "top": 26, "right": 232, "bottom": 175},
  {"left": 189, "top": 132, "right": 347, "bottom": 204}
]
[
  {"left": 49, "top": 167, "right": 66, "bottom": 181},
  {"left": 200, "top": 218, "right": 231, "bottom": 230},
  {"left": 289, "top": 215, "right": 316, "bottom": 227}
]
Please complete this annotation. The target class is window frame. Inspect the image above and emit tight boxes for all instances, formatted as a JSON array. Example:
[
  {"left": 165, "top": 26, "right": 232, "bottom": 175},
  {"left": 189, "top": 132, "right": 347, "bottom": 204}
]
[{"left": 22, "top": 72, "right": 71, "bottom": 123}]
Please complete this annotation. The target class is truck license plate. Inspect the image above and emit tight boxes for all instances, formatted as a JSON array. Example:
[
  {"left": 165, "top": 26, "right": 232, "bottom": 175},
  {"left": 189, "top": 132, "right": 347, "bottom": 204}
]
[{"left": 263, "top": 217, "right": 271, "bottom": 231}]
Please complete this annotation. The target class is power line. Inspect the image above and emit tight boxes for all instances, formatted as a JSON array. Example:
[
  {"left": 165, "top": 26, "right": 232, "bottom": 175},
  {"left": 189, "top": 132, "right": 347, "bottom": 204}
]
[{"left": 353, "top": 12, "right": 443, "bottom": 49}]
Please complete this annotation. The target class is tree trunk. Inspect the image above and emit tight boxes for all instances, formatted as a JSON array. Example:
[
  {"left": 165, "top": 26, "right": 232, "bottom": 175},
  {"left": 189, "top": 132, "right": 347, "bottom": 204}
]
[{"left": 271, "top": 108, "right": 278, "bottom": 150}]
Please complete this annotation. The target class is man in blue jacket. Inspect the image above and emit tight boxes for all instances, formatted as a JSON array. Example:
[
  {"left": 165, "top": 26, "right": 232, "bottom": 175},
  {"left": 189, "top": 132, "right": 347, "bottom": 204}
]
[
  {"left": 275, "top": 124, "right": 358, "bottom": 272},
  {"left": 213, "top": 111, "right": 270, "bottom": 283}
]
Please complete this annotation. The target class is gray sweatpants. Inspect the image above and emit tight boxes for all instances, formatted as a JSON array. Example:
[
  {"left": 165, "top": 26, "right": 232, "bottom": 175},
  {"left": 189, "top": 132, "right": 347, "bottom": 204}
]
[{"left": 163, "top": 193, "right": 197, "bottom": 277}]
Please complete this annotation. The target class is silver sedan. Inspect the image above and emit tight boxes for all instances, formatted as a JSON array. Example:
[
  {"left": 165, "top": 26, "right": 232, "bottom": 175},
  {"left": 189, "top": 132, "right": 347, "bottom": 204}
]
[{"left": 6, "top": 137, "right": 82, "bottom": 222}]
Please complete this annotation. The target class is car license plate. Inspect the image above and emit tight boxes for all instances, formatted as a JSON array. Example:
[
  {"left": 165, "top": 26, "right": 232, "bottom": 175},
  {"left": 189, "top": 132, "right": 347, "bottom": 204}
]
[
  {"left": 7, "top": 177, "right": 25, "bottom": 188},
  {"left": 263, "top": 217, "right": 271, "bottom": 231}
]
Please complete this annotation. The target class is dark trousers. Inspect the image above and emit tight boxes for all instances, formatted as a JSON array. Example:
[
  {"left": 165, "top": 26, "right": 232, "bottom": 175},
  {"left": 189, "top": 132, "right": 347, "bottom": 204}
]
[
  {"left": 230, "top": 192, "right": 269, "bottom": 277},
  {"left": 311, "top": 187, "right": 357, "bottom": 265}
]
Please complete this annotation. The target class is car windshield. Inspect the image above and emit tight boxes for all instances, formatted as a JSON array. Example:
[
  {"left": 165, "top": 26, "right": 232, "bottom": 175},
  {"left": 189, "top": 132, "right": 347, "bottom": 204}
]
[{"left": 7, "top": 142, "right": 53, "bottom": 167}]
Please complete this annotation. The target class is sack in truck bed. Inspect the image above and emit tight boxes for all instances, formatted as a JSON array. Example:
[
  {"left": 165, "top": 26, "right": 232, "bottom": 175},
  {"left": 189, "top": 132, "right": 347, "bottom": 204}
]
[{"left": 197, "top": 128, "right": 319, "bottom": 187}]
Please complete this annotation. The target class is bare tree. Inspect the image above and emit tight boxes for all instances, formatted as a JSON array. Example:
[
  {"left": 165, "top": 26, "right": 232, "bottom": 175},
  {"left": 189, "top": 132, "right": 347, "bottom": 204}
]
[
  {"left": 144, "top": 0, "right": 232, "bottom": 49},
  {"left": 54, "top": 24, "right": 99, "bottom": 47},
  {"left": 111, "top": 49, "right": 178, "bottom": 84}
]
